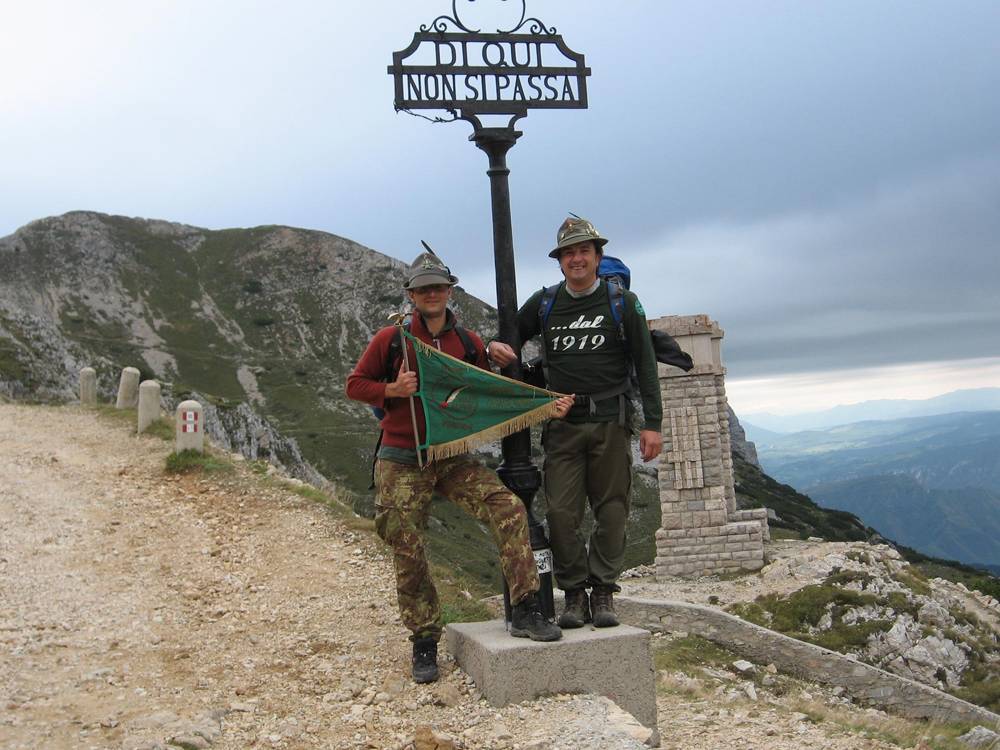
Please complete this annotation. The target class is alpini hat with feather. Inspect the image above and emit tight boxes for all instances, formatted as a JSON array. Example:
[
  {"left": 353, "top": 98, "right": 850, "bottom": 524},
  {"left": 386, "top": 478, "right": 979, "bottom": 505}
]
[
  {"left": 403, "top": 242, "right": 459, "bottom": 290},
  {"left": 549, "top": 215, "right": 608, "bottom": 258}
]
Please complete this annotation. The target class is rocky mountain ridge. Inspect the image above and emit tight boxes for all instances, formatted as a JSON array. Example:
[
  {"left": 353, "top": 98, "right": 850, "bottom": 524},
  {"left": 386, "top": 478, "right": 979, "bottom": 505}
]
[{"left": 0, "top": 211, "right": 496, "bottom": 493}]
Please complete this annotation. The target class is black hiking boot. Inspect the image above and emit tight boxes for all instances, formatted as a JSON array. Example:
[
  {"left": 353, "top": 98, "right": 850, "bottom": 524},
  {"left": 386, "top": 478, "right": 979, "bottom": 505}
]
[
  {"left": 557, "top": 588, "right": 591, "bottom": 629},
  {"left": 590, "top": 585, "right": 620, "bottom": 628},
  {"left": 510, "top": 593, "right": 562, "bottom": 641},
  {"left": 411, "top": 637, "right": 439, "bottom": 684}
]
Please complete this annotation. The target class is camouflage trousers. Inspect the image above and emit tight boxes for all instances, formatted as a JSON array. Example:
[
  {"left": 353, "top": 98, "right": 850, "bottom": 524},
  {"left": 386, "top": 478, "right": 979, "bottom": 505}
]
[{"left": 374, "top": 455, "right": 539, "bottom": 643}]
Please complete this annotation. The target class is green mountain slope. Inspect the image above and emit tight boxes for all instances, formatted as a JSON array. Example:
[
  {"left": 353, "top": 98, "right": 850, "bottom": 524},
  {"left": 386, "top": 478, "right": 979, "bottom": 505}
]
[{"left": 0, "top": 211, "right": 496, "bottom": 493}]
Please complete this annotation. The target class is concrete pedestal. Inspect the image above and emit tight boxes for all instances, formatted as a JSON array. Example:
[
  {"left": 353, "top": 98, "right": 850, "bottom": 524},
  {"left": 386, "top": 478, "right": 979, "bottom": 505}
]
[{"left": 447, "top": 620, "right": 658, "bottom": 745}]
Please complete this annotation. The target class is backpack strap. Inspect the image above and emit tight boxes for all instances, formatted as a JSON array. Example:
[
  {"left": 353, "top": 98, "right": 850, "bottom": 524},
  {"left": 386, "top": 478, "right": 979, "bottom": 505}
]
[
  {"left": 383, "top": 321, "right": 409, "bottom": 382},
  {"left": 539, "top": 283, "right": 561, "bottom": 326},
  {"left": 605, "top": 278, "right": 633, "bottom": 425},
  {"left": 386, "top": 321, "right": 478, "bottom": 374},
  {"left": 537, "top": 283, "right": 562, "bottom": 387},
  {"left": 453, "top": 325, "right": 479, "bottom": 364},
  {"left": 605, "top": 277, "right": 627, "bottom": 343}
]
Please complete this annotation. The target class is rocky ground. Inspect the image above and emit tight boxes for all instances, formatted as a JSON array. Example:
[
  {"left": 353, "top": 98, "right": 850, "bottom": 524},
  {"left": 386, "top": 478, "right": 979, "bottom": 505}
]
[{"left": 1, "top": 402, "right": 996, "bottom": 750}]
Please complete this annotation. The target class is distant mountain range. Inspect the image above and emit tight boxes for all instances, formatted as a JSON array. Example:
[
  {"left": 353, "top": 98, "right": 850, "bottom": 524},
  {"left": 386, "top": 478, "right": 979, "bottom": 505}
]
[
  {"left": 744, "top": 388, "right": 1000, "bottom": 433},
  {"left": 809, "top": 474, "right": 1000, "bottom": 571},
  {"left": 752, "top": 411, "right": 1000, "bottom": 568}
]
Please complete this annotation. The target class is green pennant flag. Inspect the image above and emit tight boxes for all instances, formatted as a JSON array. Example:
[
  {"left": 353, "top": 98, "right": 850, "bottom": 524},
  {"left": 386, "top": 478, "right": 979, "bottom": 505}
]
[{"left": 401, "top": 328, "right": 566, "bottom": 463}]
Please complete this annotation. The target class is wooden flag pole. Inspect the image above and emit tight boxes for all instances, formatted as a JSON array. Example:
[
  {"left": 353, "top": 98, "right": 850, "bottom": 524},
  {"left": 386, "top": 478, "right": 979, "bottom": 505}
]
[{"left": 391, "top": 313, "right": 424, "bottom": 469}]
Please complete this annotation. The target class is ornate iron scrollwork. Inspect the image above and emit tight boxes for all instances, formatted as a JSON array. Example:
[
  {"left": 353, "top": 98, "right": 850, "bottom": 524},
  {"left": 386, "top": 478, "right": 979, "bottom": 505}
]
[
  {"left": 496, "top": 0, "right": 557, "bottom": 35},
  {"left": 420, "top": 0, "right": 481, "bottom": 33},
  {"left": 393, "top": 0, "right": 588, "bottom": 125}
]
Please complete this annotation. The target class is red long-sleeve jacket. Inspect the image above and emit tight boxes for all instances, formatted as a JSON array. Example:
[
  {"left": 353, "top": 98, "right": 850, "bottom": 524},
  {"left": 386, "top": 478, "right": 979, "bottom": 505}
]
[{"left": 345, "top": 311, "right": 487, "bottom": 451}]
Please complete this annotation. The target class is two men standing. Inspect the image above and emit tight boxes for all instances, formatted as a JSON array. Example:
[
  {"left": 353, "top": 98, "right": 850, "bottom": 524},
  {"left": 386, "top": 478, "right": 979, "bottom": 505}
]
[{"left": 346, "top": 216, "right": 662, "bottom": 683}]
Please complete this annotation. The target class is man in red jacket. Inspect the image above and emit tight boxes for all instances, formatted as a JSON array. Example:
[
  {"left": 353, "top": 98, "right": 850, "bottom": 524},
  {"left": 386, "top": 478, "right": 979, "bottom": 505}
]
[{"left": 346, "top": 250, "right": 568, "bottom": 684}]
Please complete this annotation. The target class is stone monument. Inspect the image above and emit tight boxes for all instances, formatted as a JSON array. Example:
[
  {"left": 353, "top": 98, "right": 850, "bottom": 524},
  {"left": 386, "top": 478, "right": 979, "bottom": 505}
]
[{"left": 651, "top": 315, "right": 769, "bottom": 578}]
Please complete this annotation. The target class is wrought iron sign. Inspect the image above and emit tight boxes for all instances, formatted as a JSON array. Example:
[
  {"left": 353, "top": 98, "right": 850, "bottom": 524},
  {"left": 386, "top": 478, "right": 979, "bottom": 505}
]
[{"left": 388, "top": 0, "right": 590, "bottom": 123}]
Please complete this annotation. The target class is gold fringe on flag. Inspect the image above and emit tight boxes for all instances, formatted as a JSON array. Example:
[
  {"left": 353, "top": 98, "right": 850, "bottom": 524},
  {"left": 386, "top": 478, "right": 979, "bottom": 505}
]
[{"left": 425, "top": 398, "right": 564, "bottom": 463}]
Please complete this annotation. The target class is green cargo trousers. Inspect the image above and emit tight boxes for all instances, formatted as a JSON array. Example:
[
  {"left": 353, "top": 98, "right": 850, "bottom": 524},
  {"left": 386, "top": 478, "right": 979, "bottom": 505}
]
[
  {"left": 374, "top": 455, "right": 540, "bottom": 642},
  {"left": 542, "top": 419, "right": 633, "bottom": 591}
]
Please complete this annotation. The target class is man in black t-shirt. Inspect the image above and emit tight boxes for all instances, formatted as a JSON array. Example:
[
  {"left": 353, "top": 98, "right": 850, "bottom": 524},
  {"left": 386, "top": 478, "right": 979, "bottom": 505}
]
[{"left": 488, "top": 217, "right": 663, "bottom": 628}]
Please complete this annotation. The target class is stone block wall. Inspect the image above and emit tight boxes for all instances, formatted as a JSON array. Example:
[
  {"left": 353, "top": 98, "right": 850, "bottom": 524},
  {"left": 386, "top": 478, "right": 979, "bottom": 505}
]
[{"left": 650, "top": 315, "right": 768, "bottom": 578}]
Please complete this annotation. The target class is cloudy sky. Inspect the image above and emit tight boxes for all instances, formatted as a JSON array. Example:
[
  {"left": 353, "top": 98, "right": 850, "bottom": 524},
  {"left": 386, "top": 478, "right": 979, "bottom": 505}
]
[{"left": 3, "top": 1, "right": 998, "bottom": 415}]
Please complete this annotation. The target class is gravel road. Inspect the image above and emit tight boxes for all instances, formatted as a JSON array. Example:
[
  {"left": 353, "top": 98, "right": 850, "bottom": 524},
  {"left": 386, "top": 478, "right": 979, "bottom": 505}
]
[{"left": 1, "top": 403, "right": 912, "bottom": 749}]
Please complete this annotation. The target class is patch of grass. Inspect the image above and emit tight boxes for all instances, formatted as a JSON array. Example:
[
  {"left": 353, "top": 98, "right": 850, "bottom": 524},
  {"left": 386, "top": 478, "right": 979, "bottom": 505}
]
[
  {"left": 758, "top": 583, "right": 876, "bottom": 633},
  {"left": 768, "top": 527, "right": 803, "bottom": 540},
  {"left": 826, "top": 569, "right": 874, "bottom": 587},
  {"left": 652, "top": 635, "right": 740, "bottom": 677},
  {"left": 966, "top": 575, "right": 1000, "bottom": 600},
  {"left": 165, "top": 449, "right": 232, "bottom": 474},
  {"left": 440, "top": 597, "right": 494, "bottom": 625},
  {"left": 789, "top": 696, "right": 977, "bottom": 750},
  {"left": 727, "top": 602, "right": 770, "bottom": 627},
  {"left": 280, "top": 478, "right": 376, "bottom": 533},
  {"left": 882, "top": 590, "right": 919, "bottom": 618},
  {"left": 950, "top": 607, "right": 982, "bottom": 629},
  {"left": 249, "top": 459, "right": 270, "bottom": 476},
  {"left": 143, "top": 416, "right": 174, "bottom": 442},
  {"left": 96, "top": 404, "right": 138, "bottom": 426},
  {"left": 845, "top": 549, "right": 874, "bottom": 565},
  {"left": 893, "top": 568, "right": 933, "bottom": 597},
  {"left": 730, "top": 579, "right": 894, "bottom": 654},
  {"left": 803, "top": 619, "right": 893, "bottom": 651},
  {"left": 953, "top": 663, "right": 1000, "bottom": 714}
]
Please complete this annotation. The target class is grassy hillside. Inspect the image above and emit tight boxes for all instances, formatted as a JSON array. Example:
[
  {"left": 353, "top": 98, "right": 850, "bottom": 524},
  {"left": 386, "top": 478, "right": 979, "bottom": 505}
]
[{"left": 733, "top": 453, "right": 874, "bottom": 542}]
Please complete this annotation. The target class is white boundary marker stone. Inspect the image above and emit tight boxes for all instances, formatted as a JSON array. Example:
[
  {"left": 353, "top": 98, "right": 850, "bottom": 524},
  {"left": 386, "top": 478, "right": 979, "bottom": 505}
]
[
  {"left": 175, "top": 400, "right": 204, "bottom": 453},
  {"left": 115, "top": 367, "right": 141, "bottom": 409},
  {"left": 79, "top": 367, "right": 97, "bottom": 406},
  {"left": 137, "top": 380, "right": 161, "bottom": 434}
]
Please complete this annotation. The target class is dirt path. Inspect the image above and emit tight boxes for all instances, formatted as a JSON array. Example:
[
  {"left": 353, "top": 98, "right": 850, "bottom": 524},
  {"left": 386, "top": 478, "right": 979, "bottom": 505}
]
[{"left": 1, "top": 403, "right": 913, "bottom": 750}]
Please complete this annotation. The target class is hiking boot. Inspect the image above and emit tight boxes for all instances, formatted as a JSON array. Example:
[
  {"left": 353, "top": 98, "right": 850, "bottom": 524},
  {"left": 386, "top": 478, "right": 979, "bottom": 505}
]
[
  {"left": 510, "top": 593, "right": 562, "bottom": 641},
  {"left": 411, "top": 637, "right": 439, "bottom": 684},
  {"left": 590, "top": 585, "right": 620, "bottom": 628},
  {"left": 557, "top": 588, "right": 591, "bottom": 629}
]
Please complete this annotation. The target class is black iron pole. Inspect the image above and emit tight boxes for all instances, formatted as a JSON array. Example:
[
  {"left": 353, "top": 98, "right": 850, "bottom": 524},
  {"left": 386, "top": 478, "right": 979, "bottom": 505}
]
[{"left": 471, "top": 125, "right": 555, "bottom": 620}]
